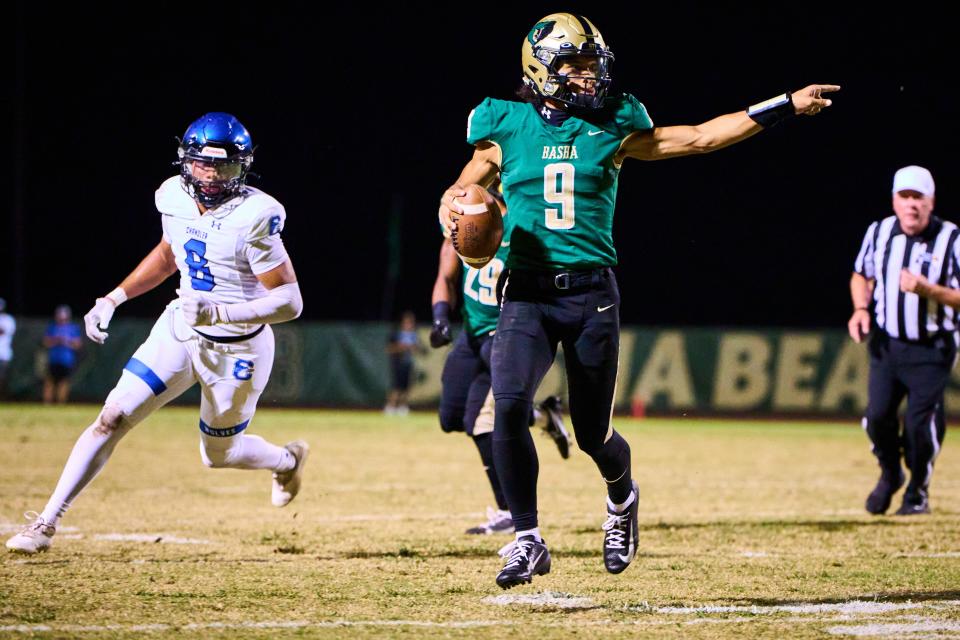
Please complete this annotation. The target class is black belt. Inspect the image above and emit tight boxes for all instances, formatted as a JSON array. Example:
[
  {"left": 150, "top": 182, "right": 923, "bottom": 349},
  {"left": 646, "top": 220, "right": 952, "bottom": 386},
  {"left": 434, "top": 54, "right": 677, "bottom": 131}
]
[
  {"left": 505, "top": 267, "right": 611, "bottom": 293},
  {"left": 883, "top": 332, "right": 953, "bottom": 348},
  {"left": 193, "top": 324, "right": 265, "bottom": 343}
]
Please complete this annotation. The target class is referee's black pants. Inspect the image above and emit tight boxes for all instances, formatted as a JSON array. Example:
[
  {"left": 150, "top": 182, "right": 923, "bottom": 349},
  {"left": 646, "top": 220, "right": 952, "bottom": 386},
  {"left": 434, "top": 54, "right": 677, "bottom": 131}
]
[
  {"left": 491, "top": 268, "right": 632, "bottom": 532},
  {"left": 864, "top": 332, "right": 953, "bottom": 497}
]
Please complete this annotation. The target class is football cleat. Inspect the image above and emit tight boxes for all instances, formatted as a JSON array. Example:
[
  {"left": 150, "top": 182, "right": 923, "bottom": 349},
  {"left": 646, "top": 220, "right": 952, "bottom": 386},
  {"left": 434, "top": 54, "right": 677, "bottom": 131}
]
[
  {"left": 895, "top": 488, "right": 931, "bottom": 516},
  {"left": 537, "top": 396, "right": 571, "bottom": 459},
  {"left": 496, "top": 536, "right": 551, "bottom": 589},
  {"left": 271, "top": 440, "right": 310, "bottom": 507},
  {"left": 602, "top": 480, "right": 639, "bottom": 574},
  {"left": 5, "top": 512, "right": 56, "bottom": 554},
  {"left": 465, "top": 507, "right": 514, "bottom": 535},
  {"left": 865, "top": 467, "right": 905, "bottom": 515}
]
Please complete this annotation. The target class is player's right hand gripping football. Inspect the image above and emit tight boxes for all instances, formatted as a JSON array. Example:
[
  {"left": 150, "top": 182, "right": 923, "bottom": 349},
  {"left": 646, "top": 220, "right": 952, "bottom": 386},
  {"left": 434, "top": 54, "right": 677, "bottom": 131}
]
[
  {"left": 438, "top": 185, "right": 466, "bottom": 235},
  {"left": 84, "top": 298, "right": 117, "bottom": 344}
]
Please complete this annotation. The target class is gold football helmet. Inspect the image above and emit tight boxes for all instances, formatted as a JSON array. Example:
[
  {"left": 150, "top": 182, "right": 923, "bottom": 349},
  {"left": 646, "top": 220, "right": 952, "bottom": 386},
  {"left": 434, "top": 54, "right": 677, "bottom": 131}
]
[{"left": 521, "top": 13, "right": 614, "bottom": 110}]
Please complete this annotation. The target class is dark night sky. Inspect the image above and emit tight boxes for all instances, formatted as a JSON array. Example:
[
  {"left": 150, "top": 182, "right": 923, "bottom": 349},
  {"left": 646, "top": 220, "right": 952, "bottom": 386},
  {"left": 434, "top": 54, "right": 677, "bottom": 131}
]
[{"left": 5, "top": 3, "right": 956, "bottom": 328}]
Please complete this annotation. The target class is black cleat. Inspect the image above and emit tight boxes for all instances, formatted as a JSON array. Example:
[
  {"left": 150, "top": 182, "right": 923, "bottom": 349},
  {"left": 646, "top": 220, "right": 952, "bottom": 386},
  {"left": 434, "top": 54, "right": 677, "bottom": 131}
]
[
  {"left": 603, "top": 480, "right": 639, "bottom": 574},
  {"left": 495, "top": 536, "right": 551, "bottom": 589},
  {"left": 865, "top": 467, "right": 905, "bottom": 515},
  {"left": 895, "top": 488, "right": 930, "bottom": 516},
  {"left": 537, "top": 396, "right": 571, "bottom": 459}
]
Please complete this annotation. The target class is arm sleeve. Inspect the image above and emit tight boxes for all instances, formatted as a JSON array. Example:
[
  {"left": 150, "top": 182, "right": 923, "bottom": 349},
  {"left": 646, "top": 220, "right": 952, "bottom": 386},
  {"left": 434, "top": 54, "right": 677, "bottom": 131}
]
[
  {"left": 244, "top": 206, "right": 289, "bottom": 275},
  {"left": 854, "top": 222, "right": 878, "bottom": 278},
  {"left": 217, "top": 281, "right": 303, "bottom": 325}
]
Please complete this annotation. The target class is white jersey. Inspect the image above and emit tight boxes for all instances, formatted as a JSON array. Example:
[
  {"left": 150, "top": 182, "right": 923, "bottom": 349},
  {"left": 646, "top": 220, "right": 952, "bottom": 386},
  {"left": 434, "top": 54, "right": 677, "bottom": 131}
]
[{"left": 155, "top": 176, "right": 289, "bottom": 338}]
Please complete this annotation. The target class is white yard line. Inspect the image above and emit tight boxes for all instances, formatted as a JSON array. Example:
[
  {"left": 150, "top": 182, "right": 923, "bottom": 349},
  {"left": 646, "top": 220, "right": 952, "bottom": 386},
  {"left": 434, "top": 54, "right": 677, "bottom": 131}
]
[
  {"left": 654, "top": 601, "right": 932, "bottom": 615},
  {"left": 827, "top": 620, "right": 960, "bottom": 636},
  {"left": 483, "top": 592, "right": 597, "bottom": 609}
]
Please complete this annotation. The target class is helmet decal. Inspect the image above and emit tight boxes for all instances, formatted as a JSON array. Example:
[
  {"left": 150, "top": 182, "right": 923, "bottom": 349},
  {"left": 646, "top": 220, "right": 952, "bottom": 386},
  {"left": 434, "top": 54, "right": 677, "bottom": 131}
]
[
  {"left": 521, "top": 13, "right": 615, "bottom": 110},
  {"left": 527, "top": 20, "right": 555, "bottom": 45}
]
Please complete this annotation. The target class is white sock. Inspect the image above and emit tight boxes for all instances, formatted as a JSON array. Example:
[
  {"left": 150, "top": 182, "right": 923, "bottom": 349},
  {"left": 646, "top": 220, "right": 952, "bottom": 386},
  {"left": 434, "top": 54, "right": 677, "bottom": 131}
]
[
  {"left": 200, "top": 433, "right": 294, "bottom": 471},
  {"left": 531, "top": 409, "right": 545, "bottom": 429},
  {"left": 607, "top": 489, "right": 636, "bottom": 514},
  {"left": 40, "top": 421, "right": 131, "bottom": 526},
  {"left": 516, "top": 527, "right": 542, "bottom": 542}
]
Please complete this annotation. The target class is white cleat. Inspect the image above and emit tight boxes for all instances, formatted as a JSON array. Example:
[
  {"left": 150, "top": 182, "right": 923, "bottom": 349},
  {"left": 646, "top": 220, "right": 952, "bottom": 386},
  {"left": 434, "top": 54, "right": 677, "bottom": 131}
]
[
  {"left": 6, "top": 511, "right": 56, "bottom": 554},
  {"left": 465, "top": 507, "right": 514, "bottom": 535},
  {"left": 272, "top": 440, "right": 309, "bottom": 507}
]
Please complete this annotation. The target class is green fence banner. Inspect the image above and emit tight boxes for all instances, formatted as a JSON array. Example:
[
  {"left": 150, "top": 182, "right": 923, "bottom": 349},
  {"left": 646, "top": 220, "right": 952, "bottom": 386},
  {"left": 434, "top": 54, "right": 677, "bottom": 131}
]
[{"left": 6, "top": 319, "right": 960, "bottom": 416}]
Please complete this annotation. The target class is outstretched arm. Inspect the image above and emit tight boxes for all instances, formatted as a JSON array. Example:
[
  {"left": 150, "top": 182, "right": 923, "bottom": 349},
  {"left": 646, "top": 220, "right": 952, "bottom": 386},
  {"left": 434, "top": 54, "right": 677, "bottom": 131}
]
[
  {"left": 617, "top": 84, "right": 840, "bottom": 162},
  {"left": 84, "top": 238, "right": 178, "bottom": 344}
]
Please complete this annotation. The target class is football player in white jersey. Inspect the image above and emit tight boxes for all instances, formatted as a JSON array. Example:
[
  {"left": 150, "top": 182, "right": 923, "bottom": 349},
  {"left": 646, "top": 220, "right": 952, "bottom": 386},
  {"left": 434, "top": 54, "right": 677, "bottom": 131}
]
[{"left": 6, "top": 113, "right": 308, "bottom": 554}]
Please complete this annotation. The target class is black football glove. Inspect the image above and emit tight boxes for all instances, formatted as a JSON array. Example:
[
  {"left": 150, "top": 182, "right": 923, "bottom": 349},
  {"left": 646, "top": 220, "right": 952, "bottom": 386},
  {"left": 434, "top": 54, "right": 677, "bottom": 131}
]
[
  {"left": 430, "top": 301, "right": 452, "bottom": 348},
  {"left": 430, "top": 319, "right": 452, "bottom": 348}
]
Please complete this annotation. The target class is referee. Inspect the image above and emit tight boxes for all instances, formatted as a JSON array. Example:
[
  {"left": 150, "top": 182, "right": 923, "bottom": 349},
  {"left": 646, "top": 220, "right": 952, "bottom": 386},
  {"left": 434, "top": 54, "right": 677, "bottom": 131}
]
[{"left": 849, "top": 165, "right": 960, "bottom": 516}]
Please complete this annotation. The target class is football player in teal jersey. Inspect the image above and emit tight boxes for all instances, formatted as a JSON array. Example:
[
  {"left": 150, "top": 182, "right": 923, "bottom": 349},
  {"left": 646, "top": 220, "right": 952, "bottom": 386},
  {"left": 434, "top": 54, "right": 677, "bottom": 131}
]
[
  {"left": 431, "top": 187, "right": 571, "bottom": 536},
  {"left": 438, "top": 12, "right": 839, "bottom": 588}
]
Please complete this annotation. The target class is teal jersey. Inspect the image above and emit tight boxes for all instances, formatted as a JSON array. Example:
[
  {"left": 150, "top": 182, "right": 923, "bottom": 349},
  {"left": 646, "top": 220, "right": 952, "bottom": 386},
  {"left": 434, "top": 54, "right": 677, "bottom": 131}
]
[
  {"left": 466, "top": 94, "right": 653, "bottom": 270},
  {"left": 438, "top": 222, "right": 506, "bottom": 339},
  {"left": 460, "top": 249, "right": 505, "bottom": 338}
]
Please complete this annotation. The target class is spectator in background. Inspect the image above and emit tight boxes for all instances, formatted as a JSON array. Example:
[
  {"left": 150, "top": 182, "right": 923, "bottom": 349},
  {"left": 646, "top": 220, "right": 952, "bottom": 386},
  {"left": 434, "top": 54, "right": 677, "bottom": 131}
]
[
  {"left": 43, "top": 305, "right": 82, "bottom": 404},
  {"left": 0, "top": 298, "right": 15, "bottom": 399},
  {"left": 385, "top": 310, "right": 425, "bottom": 416}
]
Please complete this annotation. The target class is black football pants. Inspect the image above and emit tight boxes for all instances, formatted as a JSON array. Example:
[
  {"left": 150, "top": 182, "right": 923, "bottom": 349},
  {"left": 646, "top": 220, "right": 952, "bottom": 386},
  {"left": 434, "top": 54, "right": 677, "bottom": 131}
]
[{"left": 491, "top": 268, "right": 632, "bottom": 532}]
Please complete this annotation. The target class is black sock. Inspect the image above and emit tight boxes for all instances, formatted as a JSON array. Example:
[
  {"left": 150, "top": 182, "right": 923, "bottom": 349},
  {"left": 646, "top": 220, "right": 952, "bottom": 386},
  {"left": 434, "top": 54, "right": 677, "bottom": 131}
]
[
  {"left": 472, "top": 433, "right": 508, "bottom": 511},
  {"left": 589, "top": 430, "right": 632, "bottom": 505}
]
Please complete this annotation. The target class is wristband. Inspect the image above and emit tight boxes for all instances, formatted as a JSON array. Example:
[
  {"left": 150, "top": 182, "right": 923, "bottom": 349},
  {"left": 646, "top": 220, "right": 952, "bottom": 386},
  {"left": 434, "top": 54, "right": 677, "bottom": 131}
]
[
  {"left": 747, "top": 92, "right": 795, "bottom": 128},
  {"left": 105, "top": 287, "right": 128, "bottom": 306},
  {"left": 433, "top": 301, "right": 451, "bottom": 323}
]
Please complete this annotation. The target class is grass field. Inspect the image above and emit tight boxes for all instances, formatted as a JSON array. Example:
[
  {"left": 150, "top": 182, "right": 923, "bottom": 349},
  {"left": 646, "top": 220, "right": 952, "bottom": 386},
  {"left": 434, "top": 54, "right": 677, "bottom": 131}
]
[{"left": 1, "top": 405, "right": 959, "bottom": 639}]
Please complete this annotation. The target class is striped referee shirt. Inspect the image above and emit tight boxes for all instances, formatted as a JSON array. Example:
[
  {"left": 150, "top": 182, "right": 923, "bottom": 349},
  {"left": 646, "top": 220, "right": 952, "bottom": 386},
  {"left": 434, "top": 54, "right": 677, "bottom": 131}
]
[{"left": 855, "top": 215, "right": 960, "bottom": 340}]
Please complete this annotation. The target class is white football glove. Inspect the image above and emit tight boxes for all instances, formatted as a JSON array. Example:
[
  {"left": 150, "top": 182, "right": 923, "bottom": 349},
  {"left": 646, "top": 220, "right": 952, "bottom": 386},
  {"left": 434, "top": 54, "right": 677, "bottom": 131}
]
[
  {"left": 180, "top": 294, "right": 220, "bottom": 327},
  {"left": 84, "top": 298, "right": 117, "bottom": 344}
]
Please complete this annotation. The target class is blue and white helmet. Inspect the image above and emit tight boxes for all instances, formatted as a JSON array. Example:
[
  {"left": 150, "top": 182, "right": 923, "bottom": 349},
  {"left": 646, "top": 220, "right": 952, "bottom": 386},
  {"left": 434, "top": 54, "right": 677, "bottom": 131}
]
[{"left": 177, "top": 112, "right": 254, "bottom": 207}]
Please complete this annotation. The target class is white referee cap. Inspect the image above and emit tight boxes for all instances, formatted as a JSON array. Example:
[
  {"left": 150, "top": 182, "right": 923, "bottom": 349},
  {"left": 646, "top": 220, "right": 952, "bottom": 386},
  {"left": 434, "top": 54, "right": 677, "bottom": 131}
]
[{"left": 893, "top": 165, "right": 935, "bottom": 197}]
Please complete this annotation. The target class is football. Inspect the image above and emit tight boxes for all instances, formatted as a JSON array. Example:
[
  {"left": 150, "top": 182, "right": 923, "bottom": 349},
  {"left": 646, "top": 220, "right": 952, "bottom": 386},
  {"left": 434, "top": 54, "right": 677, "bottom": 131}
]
[{"left": 450, "top": 184, "right": 504, "bottom": 268}]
